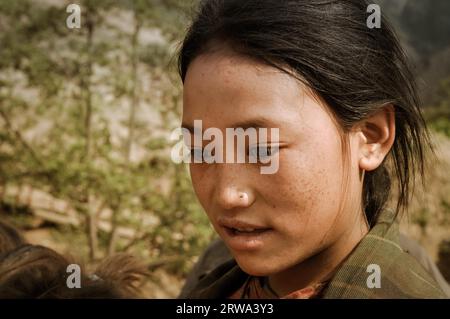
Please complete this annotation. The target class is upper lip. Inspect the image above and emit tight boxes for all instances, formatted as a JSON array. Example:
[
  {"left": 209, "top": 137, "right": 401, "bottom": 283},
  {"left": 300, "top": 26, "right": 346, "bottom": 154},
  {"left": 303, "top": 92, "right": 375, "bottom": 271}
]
[{"left": 217, "top": 217, "right": 270, "bottom": 231}]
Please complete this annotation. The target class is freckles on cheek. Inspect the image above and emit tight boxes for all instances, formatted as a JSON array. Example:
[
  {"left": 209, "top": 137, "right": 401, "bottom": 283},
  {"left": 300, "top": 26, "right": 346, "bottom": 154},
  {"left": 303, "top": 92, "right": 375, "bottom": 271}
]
[
  {"left": 269, "top": 146, "right": 341, "bottom": 231},
  {"left": 266, "top": 163, "right": 315, "bottom": 227}
]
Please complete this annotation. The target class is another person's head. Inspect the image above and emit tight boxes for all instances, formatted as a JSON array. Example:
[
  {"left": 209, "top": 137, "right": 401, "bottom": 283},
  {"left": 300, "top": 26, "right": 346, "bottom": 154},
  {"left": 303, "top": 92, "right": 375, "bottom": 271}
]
[
  {"left": 0, "top": 221, "right": 147, "bottom": 298},
  {"left": 178, "top": 0, "right": 429, "bottom": 276},
  {"left": 0, "top": 220, "right": 26, "bottom": 255}
]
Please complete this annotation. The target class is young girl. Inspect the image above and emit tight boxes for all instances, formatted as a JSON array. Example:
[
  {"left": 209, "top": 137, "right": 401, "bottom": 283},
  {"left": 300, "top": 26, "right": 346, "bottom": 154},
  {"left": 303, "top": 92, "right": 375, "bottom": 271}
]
[{"left": 177, "top": 0, "right": 446, "bottom": 298}]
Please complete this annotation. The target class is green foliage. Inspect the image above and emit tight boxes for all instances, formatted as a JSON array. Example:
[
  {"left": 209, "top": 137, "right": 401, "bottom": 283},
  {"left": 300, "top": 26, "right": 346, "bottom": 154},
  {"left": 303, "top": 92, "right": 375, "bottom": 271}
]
[
  {"left": 430, "top": 118, "right": 450, "bottom": 138},
  {"left": 0, "top": 0, "right": 211, "bottom": 274},
  {"left": 412, "top": 208, "right": 429, "bottom": 234},
  {"left": 425, "top": 77, "right": 450, "bottom": 137}
]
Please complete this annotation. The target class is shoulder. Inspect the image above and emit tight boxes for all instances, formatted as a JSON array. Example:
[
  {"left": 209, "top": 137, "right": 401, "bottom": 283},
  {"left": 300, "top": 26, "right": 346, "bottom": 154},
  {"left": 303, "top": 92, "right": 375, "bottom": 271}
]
[
  {"left": 324, "top": 230, "right": 446, "bottom": 299},
  {"left": 183, "top": 259, "right": 248, "bottom": 299},
  {"left": 179, "top": 238, "right": 234, "bottom": 298}
]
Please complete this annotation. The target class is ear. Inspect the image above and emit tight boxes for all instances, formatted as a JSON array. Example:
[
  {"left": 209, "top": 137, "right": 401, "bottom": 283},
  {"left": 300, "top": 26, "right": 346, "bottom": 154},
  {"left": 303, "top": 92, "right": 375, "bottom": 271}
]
[{"left": 355, "top": 105, "right": 395, "bottom": 171}]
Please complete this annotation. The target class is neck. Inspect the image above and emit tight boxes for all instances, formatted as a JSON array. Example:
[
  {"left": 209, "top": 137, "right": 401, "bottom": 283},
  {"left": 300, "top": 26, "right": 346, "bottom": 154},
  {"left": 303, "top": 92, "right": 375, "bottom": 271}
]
[{"left": 267, "top": 210, "right": 369, "bottom": 297}]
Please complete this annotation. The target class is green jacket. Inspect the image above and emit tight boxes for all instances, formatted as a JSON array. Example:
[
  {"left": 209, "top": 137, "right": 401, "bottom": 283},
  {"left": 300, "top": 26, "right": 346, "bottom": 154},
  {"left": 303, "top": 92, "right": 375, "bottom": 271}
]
[{"left": 185, "top": 210, "right": 446, "bottom": 299}]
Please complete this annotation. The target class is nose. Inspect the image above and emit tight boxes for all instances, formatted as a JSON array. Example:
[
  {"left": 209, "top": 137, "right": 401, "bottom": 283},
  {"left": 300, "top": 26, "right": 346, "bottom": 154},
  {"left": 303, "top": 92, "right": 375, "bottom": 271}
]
[{"left": 214, "top": 165, "right": 255, "bottom": 210}]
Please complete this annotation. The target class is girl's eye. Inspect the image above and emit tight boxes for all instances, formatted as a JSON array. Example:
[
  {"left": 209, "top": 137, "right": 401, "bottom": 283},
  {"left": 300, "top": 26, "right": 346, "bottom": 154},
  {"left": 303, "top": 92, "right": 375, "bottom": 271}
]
[
  {"left": 190, "top": 148, "right": 204, "bottom": 162},
  {"left": 248, "top": 145, "right": 279, "bottom": 162},
  {"left": 190, "top": 148, "right": 215, "bottom": 162}
]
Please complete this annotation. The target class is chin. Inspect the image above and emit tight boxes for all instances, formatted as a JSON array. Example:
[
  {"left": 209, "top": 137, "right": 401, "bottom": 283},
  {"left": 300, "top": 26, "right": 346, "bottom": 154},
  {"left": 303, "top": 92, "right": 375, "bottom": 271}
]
[{"left": 234, "top": 255, "right": 280, "bottom": 276}]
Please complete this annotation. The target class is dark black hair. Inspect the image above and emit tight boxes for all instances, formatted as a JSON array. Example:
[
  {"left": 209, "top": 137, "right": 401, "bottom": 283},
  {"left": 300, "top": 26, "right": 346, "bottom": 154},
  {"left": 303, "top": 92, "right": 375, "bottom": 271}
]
[
  {"left": 0, "top": 221, "right": 26, "bottom": 255},
  {"left": 177, "top": 0, "right": 431, "bottom": 226},
  {"left": 0, "top": 244, "right": 148, "bottom": 298},
  {"left": 0, "top": 221, "right": 148, "bottom": 298}
]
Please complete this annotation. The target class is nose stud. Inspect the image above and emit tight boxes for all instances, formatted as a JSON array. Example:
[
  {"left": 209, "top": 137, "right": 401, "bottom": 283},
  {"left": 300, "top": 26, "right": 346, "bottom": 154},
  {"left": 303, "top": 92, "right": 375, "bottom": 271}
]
[
  {"left": 218, "top": 188, "right": 251, "bottom": 209},
  {"left": 238, "top": 192, "right": 249, "bottom": 204}
]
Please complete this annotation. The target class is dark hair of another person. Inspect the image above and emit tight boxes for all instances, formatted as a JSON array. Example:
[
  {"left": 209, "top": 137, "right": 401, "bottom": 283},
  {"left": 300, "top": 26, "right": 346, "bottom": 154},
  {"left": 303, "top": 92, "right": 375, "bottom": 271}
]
[
  {"left": 0, "top": 221, "right": 147, "bottom": 298},
  {"left": 177, "top": 0, "right": 431, "bottom": 226},
  {"left": 0, "top": 220, "right": 26, "bottom": 255}
]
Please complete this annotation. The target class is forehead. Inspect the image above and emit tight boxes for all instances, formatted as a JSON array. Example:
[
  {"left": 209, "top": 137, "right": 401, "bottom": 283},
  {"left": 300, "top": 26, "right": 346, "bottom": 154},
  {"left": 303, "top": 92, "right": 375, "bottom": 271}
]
[{"left": 182, "top": 52, "right": 305, "bottom": 129}]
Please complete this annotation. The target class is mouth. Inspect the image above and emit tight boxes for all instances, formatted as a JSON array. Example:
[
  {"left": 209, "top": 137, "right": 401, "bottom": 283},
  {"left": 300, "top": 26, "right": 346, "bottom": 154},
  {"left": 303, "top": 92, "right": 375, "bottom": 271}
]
[
  {"left": 225, "top": 227, "right": 270, "bottom": 235},
  {"left": 218, "top": 218, "right": 273, "bottom": 251}
]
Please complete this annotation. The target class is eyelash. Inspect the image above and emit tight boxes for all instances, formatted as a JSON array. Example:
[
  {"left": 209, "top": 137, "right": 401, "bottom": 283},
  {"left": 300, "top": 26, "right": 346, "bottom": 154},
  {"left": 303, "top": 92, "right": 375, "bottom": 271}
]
[
  {"left": 189, "top": 145, "right": 280, "bottom": 163},
  {"left": 190, "top": 148, "right": 204, "bottom": 162},
  {"left": 248, "top": 145, "right": 279, "bottom": 161}
]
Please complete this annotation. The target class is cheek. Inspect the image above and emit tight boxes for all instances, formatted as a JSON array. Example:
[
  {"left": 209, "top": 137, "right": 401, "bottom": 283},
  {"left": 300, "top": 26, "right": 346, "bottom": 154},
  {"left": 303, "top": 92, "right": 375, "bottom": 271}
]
[
  {"left": 189, "top": 165, "right": 212, "bottom": 211},
  {"left": 265, "top": 135, "right": 344, "bottom": 238}
]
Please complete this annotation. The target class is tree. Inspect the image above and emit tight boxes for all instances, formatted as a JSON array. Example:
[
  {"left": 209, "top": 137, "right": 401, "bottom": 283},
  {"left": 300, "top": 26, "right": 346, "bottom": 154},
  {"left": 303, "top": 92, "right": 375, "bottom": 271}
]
[{"left": 0, "top": 0, "right": 211, "bottom": 274}]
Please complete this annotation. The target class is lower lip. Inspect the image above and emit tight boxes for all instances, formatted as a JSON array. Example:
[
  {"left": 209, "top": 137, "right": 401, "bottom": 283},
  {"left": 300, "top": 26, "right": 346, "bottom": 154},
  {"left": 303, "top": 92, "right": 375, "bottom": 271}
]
[{"left": 222, "top": 226, "right": 273, "bottom": 251}]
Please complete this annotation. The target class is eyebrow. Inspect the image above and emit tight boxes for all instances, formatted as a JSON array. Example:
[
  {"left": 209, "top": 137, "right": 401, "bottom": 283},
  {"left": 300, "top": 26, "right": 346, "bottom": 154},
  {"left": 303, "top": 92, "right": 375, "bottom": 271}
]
[{"left": 181, "top": 116, "right": 279, "bottom": 133}]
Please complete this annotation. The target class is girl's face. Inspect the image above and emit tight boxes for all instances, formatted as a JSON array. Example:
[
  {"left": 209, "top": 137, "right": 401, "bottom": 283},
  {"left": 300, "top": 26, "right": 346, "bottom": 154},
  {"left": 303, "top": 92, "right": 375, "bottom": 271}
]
[{"left": 182, "top": 51, "right": 367, "bottom": 276}]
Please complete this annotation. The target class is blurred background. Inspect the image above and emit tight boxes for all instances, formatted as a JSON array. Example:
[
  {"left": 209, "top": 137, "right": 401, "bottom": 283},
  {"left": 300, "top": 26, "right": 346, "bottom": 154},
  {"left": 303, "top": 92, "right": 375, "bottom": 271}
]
[{"left": 0, "top": 0, "right": 449, "bottom": 297}]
